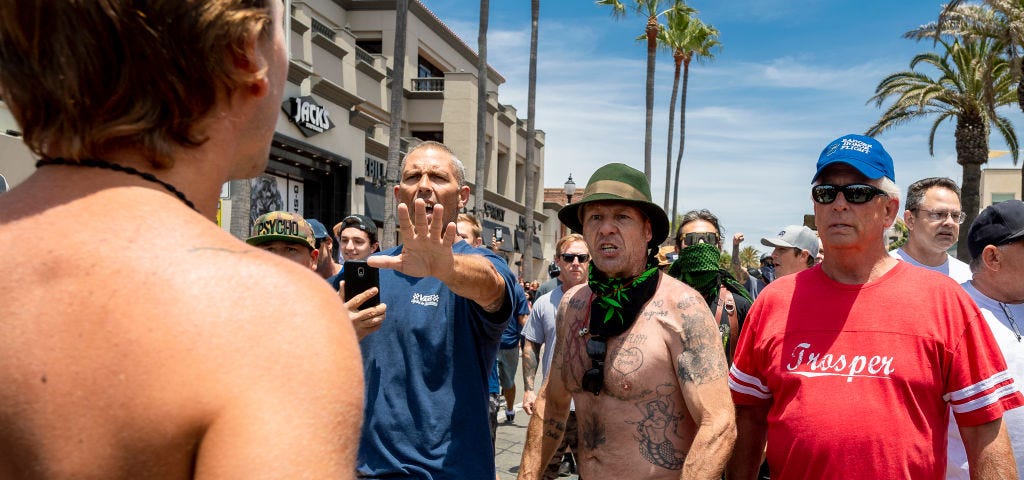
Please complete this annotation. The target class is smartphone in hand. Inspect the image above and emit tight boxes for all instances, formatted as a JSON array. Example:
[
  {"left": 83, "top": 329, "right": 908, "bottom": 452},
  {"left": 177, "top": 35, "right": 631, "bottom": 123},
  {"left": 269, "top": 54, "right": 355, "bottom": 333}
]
[
  {"left": 343, "top": 260, "right": 380, "bottom": 308},
  {"left": 495, "top": 228, "right": 503, "bottom": 241}
]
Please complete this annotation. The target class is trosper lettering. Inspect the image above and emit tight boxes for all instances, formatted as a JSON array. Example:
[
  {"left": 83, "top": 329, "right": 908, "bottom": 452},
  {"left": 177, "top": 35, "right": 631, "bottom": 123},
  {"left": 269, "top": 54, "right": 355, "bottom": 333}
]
[{"left": 786, "top": 342, "right": 895, "bottom": 382}]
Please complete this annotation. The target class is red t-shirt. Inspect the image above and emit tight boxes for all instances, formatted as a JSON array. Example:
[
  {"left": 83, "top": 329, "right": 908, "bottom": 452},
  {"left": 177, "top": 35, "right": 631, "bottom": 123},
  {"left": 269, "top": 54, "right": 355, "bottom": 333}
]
[{"left": 729, "top": 262, "right": 1023, "bottom": 479}]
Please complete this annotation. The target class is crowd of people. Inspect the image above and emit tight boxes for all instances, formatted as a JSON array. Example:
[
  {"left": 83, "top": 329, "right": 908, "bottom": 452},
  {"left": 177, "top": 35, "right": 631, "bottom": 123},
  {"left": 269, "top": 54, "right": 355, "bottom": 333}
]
[{"left": 1, "top": 2, "right": 1023, "bottom": 480}]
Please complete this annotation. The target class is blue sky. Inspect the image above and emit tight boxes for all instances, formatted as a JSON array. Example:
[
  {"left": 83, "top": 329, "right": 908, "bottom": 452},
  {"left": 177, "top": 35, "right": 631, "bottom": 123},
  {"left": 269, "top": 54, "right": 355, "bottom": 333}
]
[{"left": 420, "top": 0, "right": 1024, "bottom": 252}]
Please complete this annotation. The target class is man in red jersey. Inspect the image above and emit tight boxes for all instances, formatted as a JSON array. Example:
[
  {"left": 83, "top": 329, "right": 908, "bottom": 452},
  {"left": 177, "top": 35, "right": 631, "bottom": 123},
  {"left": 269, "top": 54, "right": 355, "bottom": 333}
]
[{"left": 727, "top": 134, "right": 1023, "bottom": 480}]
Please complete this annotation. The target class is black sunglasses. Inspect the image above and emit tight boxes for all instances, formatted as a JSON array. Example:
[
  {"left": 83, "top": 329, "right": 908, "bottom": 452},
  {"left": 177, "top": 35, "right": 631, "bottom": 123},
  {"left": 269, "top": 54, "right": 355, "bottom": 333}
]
[
  {"left": 560, "top": 253, "right": 590, "bottom": 263},
  {"left": 811, "top": 184, "right": 889, "bottom": 205},
  {"left": 581, "top": 337, "right": 607, "bottom": 395},
  {"left": 682, "top": 232, "right": 719, "bottom": 246}
]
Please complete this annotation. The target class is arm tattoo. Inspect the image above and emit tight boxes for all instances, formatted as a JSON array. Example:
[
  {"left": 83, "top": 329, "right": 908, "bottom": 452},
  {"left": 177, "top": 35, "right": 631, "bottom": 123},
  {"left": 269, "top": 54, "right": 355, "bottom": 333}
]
[
  {"left": 483, "top": 292, "right": 505, "bottom": 313},
  {"left": 543, "top": 418, "right": 567, "bottom": 440},
  {"left": 567, "top": 297, "right": 587, "bottom": 310},
  {"left": 523, "top": 342, "right": 540, "bottom": 391},
  {"left": 676, "top": 310, "right": 729, "bottom": 385}
]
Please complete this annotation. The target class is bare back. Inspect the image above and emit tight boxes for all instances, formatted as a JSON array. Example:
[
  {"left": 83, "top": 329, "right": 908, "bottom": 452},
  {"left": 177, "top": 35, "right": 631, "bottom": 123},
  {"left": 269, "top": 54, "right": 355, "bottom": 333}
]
[
  {"left": 554, "top": 274, "right": 733, "bottom": 480},
  {"left": 0, "top": 179, "right": 362, "bottom": 479}
]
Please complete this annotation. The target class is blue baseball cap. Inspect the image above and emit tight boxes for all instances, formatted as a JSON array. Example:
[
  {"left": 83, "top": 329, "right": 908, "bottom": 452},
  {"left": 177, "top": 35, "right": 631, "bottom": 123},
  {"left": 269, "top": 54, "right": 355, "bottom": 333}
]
[
  {"left": 813, "top": 134, "right": 895, "bottom": 183},
  {"left": 305, "top": 218, "right": 330, "bottom": 240}
]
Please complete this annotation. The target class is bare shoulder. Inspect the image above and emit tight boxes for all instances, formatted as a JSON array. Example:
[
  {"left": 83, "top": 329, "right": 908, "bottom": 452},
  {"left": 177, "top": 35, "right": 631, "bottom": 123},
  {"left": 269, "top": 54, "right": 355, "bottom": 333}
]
[
  {"left": 650, "top": 274, "right": 727, "bottom": 386},
  {"left": 651, "top": 273, "right": 714, "bottom": 331},
  {"left": 0, "top": 201, "right": 362, "bottom": 477},
  {"left": 155, "top": 220, "right": 359, "bottom": 369}
]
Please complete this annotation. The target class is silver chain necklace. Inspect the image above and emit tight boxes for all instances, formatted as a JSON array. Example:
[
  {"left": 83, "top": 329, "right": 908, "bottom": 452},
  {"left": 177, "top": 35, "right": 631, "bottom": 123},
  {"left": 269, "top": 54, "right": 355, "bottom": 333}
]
[{"left": 998, "top": 302, "right": 1021, "bottom": 343}]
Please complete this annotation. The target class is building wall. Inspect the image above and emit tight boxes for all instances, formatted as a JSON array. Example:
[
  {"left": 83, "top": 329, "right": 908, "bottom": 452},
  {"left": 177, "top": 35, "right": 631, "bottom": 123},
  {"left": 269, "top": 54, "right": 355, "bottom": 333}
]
[
  {"left": 980, "top": 167, "right": 1022, "bottom": 208},
  {"left": 282, "top": 0, "right": 550, "bottom": 280},
  {"left": 0, "top": 103, "right": 36, "bottom": 192}
]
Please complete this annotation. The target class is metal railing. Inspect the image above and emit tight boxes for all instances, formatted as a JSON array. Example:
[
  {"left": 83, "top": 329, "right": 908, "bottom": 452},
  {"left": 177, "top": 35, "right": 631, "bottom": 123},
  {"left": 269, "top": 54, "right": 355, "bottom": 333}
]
[
  {"left": 311, "top": 18, "right": 336, "bottom": 41},
  {"left": 412, "top": 77, "right": 444, "bottom": 92},
  {"left": 355, "top": 47, "right": 375, "bottom": 65}
]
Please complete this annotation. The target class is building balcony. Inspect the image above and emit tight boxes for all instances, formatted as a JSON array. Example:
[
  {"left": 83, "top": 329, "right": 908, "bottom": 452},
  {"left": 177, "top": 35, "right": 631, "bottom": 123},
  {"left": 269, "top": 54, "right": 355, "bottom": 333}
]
[
  {"left": 412, "top": 77, "right": 444, "bottom": 92},
  {"left": 356, "top": 46, "right": 375, "bottom": 65},
  {"left": 407, "top": 77, "right": 444, "bottom": 99},
  {"left": 355, "top": 47, "right": 387, "bottom": 82}
]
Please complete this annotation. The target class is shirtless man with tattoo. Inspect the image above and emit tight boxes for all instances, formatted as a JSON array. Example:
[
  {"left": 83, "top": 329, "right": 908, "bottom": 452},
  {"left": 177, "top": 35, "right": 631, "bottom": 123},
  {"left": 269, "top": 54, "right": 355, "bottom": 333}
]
[
  {"left": 517, "top": 163, "right": 736, "bottom": 480},
  {"left": 0, "top": 1, "right": 363, "bottom": 478}
]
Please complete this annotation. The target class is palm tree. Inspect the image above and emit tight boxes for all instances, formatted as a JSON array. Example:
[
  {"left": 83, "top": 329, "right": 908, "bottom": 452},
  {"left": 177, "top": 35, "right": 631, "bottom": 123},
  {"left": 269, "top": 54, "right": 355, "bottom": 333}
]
[
  {"left": 473, "top": 0, "right": 490, "bottom": 220},
  {"left": 739, "top": 246, "right": 761, "bottom": 269},
  {"left": 522, "top": 0, "right": 540, "bottom": 281},
  {"left": 917, "top": 1, "right": 1024, "bottom": 195},
  {"left": 383, "top": 0, "right": 410, "bottom": 248},
  {"left": 597, "top": 0, "right": 691, "bottom": 182},
  {"left": 867, "top": 36, "right": 1019, "bottom": 259},
  {"left": 655, "top": 13, "right": 719, "bottom": 233}
]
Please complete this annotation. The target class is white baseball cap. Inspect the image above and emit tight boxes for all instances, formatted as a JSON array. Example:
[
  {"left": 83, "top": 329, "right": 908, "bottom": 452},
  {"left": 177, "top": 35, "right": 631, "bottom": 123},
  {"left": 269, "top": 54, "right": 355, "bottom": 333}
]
[{"left": 761, "top": 225, "right": 820, "bottom": 258}]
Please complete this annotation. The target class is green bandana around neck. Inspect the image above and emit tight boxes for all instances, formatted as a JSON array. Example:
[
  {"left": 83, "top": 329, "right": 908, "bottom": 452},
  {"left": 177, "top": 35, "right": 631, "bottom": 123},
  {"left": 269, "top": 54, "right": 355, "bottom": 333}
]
[
  {"left": 587, "top": 251, "right": 661, "bottom": 338},
  {"left": 669, "top": 242, "right": 753, "bottom": 304}
]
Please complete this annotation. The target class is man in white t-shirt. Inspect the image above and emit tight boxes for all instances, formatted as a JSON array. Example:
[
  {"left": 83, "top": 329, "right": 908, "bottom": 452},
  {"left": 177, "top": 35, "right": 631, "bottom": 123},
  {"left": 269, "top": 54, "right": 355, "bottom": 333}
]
[
  {"left": 890, "top": 177, "right": 971, "bottom": 282},
  {"left": 947, "top": 199, "right": 1024, "bottom": 479}
]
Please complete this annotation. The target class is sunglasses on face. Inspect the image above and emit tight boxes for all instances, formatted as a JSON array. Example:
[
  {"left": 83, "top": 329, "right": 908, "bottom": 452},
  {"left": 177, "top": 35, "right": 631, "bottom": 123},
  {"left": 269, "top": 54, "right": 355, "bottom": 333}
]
[
  {"left": 682, "top": 232, "right": 719, "bottom": 246},
  {"left": 811, "top": 184, "right": 889, "bottom": 205},
  {"left": 581, "top": 337, "right": 607, "bottom": 395},
  {"left": 560, "top": 253, "right": 590, "bottom": 264}
]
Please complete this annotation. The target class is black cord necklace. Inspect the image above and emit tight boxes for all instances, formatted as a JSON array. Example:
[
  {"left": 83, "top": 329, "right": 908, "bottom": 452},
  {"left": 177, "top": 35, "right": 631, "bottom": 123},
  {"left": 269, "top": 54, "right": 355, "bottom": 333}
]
[{"left": 36, "top": 157, "right": 197, "bottom": 212}]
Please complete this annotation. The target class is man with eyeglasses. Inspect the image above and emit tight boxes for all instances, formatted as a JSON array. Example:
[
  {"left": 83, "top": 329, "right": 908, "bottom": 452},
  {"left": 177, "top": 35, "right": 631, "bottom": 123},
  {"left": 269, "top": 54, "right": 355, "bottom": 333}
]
[
  {"left": 890, "top": 177, "right": 972, "bottom": 283},
  {"left": 521, "top": 233, "right": 590, "bottom": 478},
  {"left": 518, "top": 163, "right": 735, "bottom": 480},
  {"left": 728, "top": 134, "right": 1022, "bottom": 480},
  {"left": 945, "top": 199, "right": 1024, "bottom": 478}
]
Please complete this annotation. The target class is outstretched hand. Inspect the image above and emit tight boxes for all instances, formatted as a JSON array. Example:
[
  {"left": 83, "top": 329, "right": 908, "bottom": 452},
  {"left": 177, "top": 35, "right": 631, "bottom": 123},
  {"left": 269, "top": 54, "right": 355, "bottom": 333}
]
[{"left": 367, "top": 198, "right": 458, "bottom": 279}]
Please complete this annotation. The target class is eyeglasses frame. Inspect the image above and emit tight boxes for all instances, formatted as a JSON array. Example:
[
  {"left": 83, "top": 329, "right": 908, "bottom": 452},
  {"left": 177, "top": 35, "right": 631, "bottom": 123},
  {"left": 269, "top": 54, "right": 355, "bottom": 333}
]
[{"left": 913, "top": 207, "right": 967, "bottom": 225}]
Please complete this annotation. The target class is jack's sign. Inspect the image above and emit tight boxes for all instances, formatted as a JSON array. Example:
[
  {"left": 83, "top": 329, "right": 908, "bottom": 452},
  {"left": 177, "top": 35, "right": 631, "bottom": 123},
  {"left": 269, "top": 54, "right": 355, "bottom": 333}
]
[{"left": 282, "top": 96, "right": 335, "bottom": 137}]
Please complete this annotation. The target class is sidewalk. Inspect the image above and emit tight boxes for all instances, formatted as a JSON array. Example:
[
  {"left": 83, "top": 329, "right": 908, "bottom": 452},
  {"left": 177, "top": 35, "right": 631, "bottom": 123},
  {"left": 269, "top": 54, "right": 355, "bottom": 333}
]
[
  {"left": 494, "top": 348, "right": 578, "bottom": 480},
  {"left": 494, "top": 409, "right": 528, "bottom": 479}
]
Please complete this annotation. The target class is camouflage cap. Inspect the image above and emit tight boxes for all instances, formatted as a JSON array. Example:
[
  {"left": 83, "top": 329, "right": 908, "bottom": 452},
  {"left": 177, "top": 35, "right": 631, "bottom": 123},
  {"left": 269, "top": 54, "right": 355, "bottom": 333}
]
[{"left": 247, "top": 211, "right": 316, "bottom": 250}]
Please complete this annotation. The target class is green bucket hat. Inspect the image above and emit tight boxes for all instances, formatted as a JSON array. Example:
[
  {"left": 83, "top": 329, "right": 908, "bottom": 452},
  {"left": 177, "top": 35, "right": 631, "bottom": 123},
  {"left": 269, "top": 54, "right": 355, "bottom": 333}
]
[{"left": 557, "top": 163, "right": 669, "bottom": 248}]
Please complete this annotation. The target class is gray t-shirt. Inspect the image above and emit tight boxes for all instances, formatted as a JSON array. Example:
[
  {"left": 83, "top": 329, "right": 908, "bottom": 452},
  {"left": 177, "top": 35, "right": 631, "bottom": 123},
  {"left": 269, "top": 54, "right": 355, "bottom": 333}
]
[{"left": 521, "top": 287, "right": 564, "bottom": 379}]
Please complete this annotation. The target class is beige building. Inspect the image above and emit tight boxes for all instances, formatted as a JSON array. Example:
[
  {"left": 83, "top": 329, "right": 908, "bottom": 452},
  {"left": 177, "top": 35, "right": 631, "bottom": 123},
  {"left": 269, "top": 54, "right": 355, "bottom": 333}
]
[
  {"left": 0, "top": 103, "right": 33, "bottom": 193},
  {"left": 0, "top": 0, "right": 552, "bottom": 281},
  {"left": 980, "top": 167, "right": 1022, "bottom": 208}
]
